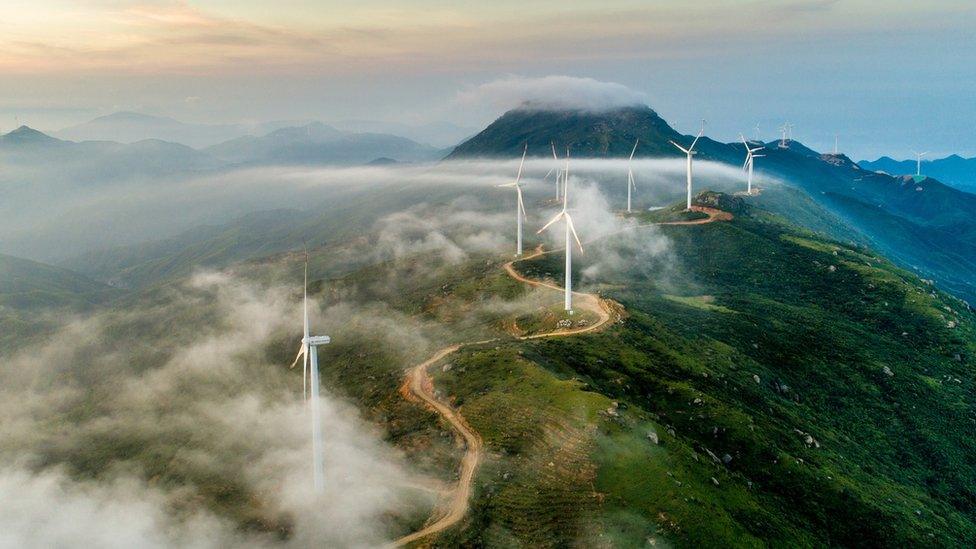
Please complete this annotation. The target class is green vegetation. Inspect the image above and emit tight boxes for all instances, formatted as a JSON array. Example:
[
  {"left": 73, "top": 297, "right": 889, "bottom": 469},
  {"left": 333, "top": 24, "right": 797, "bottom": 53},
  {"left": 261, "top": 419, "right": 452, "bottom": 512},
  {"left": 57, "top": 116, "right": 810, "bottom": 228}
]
[{"left": 487, "top": 197, "right": 976, "bottom": 546}]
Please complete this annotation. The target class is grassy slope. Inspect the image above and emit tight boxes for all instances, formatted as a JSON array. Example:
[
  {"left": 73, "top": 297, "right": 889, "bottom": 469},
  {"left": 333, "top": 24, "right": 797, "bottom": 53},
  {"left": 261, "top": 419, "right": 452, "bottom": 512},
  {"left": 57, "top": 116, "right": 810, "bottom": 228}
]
[
  {"left": 9, "top": 187, "right": 974, "bottom": 546},
  {"left": 425, "top": 202, "right": 975, "bottom": 547},
  {"left": 0, "top": 253, "right": 120, "bottom": 349}
]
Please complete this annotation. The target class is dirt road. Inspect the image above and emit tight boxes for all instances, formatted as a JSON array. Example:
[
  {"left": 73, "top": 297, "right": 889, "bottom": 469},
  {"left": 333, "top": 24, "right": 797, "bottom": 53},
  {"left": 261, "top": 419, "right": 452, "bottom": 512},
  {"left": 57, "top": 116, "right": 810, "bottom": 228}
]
[{"left": 392, "top": 205, "right": 731, "bottom": 546}]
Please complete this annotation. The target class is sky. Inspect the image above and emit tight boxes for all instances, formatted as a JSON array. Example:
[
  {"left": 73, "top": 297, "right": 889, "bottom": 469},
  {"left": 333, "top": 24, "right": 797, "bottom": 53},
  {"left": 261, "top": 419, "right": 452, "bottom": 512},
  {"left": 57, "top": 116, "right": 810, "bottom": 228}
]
[{"left": 1, "top": 0, "right": 974, "bottom": 159}]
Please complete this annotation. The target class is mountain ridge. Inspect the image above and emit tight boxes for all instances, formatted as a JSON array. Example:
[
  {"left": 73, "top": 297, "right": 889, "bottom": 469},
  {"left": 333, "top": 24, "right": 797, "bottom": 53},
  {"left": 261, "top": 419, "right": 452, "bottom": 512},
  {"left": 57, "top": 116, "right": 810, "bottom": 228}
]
[{"left": 449, "top": 105, "right": 976, "bottom": 303}]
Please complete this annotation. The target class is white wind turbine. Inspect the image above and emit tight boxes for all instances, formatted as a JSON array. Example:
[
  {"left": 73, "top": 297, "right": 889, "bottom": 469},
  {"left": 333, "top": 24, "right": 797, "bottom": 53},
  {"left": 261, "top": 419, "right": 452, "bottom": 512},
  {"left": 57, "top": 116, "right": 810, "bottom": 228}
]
[
  {"left": 670, "top": 127, "right": 704, "bottom": 210},
  {"left": 626, "top": 139, "right": 639, "bottom": 213},
  {"left": 538, "top": 160, "right": 583, "bottom": 313},
  {"left": 498, "top": 144, "right": 528, "bottom": 256},
  {"left": 912, "top": 150, "right": 928, "bottom": 176},
  {"left": 289, "top": 250, "right": 331, "bottom": 493},
  {"left": 741, "top": 134, "right": 765, "bottom": 195}
]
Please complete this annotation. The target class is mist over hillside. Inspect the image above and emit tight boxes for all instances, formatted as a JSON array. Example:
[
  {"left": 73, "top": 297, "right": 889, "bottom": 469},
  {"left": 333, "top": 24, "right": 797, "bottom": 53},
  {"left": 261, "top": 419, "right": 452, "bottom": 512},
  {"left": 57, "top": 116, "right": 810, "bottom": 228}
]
[
  {"left": 450, "top": 106, "right": 976, "bottom": 303},
  {"left": 2, "top": 98, "right": 975, "bottom": 547}
]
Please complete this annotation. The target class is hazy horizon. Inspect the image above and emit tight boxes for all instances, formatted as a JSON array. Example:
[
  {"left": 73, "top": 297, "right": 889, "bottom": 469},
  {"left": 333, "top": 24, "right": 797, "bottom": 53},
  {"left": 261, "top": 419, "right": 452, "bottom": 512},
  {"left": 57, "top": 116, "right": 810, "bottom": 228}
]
[{"left": 2, "top": 1, "right": 974, "bottom": 160}]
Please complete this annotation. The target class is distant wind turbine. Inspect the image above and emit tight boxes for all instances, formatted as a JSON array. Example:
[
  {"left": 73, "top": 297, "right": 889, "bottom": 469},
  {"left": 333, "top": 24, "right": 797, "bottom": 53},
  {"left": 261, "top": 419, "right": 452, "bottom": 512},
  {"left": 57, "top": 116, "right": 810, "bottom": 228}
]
[
  {"left": 833, "top": 134, "right": 839, "bottom": 155},
  {"left": 755, "top": 123, "right": 761, "bottom": 141},
  {"left": 626, "top": 139, "right": 639, "bottom": 213},
  {"left": 289, "top": 250, "right": 331, "bottom": 494},
  {"left": 778, "top": 122, "right": 794, "bottom": 148},
  {"left": 741, "top": 134, "right": 765, "bottom": 195},
  {"left": 498, "top": 144, "right": 528, "bottom": 256},
  {"left": 912, "top": 150, "right": 928, "bottom": 176},
  {"left": 538, "top": 159, "right": 584, "bottom": 313},
  {"left": 670, "top": 126, "right": 703, "bottom": 210}
]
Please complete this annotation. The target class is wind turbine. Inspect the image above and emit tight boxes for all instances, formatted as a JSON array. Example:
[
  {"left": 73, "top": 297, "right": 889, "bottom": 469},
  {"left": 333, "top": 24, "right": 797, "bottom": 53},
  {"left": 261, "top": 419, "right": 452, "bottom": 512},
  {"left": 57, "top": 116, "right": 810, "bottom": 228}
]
[
  {"left": 741, "top": 134, "right": 764, "bottom": 195},
  {"left": 498, "top": 144, "right": 528, "bottom": 256},
  {"left": 626, "top": 139, "right": 639, "bottom": 213},
  {"left": 833, "top": 134, "right": 839, "bottom": 155},
  {"left": 538, "top": 159, "right": 583, "bottom": 313},
  {"left": 912, "top": 150, "right": 928, "bottom": 176},
  {"left": 778, "top": 122, "right": 795, "bottom": 148},
  {"left": 289, "top": 250, "right": 331, "bottom": 494},
  {"left": 670, "top": 127, "right": 703, "bottom": 210},
  {"left": 754, "top": 123, "right": 761, "bottom": 141}
]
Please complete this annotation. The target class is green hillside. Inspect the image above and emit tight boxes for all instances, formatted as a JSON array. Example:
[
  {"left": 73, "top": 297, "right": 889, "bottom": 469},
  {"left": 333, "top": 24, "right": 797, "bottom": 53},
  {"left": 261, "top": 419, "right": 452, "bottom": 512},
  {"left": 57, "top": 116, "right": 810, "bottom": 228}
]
[
  {"left": 0, "top": 253, "right": 118, "bottom": 349},
  {"left": 417, "top": 195, "right": 975, "bottom": 547},
  {"left": 0, "top": 253, "right": 116, "bottom": 310},
  {"left": 449, "top": 106, "right": 976, "bottom": 304},
  {"left": 448, "top": 105, "right": 683, "bottom": 159}
]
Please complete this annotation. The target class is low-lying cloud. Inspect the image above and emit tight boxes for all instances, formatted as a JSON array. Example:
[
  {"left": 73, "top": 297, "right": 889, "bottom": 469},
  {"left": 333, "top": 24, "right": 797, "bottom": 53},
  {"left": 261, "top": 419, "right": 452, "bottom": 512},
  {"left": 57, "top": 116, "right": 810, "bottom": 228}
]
[{"left": 0, "top": 272, "right": 436, "bottom": 547}]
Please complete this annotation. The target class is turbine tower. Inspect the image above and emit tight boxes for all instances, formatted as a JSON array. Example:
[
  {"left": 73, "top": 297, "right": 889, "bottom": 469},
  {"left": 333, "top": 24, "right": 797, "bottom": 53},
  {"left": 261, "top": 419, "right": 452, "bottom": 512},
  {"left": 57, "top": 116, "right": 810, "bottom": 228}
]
[
  {"left": 626, "top": 138, "right": 639, "bottom": 213},
  {"left": 289, "top": 250, "right": 331, "bottom": 494},
  {"left": 538, "top": 160, "right": 583, "bottom": 313},
  {"left": 670, "top": 127, "right": 703, "bottom": 210},
  {"left": 741, "top": 134, "right": 765, "bottom": 195},
  {"left": 912, "top": 150, "right": 928, "bottom": 176},
  {"left": 498, "top": 144, "right": 528, "bottom": 256}
]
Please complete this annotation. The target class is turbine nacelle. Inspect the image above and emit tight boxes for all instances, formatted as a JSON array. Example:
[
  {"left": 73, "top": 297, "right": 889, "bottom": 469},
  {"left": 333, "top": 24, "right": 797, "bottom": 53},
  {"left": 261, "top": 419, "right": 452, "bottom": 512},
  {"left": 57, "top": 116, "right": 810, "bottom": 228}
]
[{"left": 306, "top": 335, "right": 331, "bottom": 346}]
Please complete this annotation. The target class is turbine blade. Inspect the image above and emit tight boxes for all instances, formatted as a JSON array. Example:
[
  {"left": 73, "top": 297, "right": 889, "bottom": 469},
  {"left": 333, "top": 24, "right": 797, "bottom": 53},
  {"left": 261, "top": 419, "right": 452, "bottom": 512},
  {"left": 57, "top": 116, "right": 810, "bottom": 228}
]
[
  {"left": 566, "top": 215, "right": 584, "bottom": 253},
  {"left": 670, "top": 140, "right": 689, "bottom": 154},
  {"left": 538, "top": 211, "right": 564, "bottom": 234},
  {"left": 690, "top": 133, "right": 702, "bottom": 151},
  {"left": 288, "top": 343, "right": 306, "bottom": 369},
  {"left": 542, "top": 167, "right": 554, "bottom": 180},
  {"left": 629, "top": 138, "right": 639, "bottom": 161},
  {"left": 517, "top": 187, "right": 527, "bottom": 219},
  {"left": 551, "top": 142, "right": 558, "bottom": 160},
  {"left": 515, "top": 143, "right": 527, "bottom": 184}
]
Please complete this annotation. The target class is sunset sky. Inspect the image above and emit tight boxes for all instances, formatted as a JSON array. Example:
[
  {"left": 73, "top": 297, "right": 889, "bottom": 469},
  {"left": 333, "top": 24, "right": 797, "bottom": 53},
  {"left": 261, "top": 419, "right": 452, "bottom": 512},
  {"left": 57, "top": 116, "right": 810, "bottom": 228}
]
[{"left": 2, "top": 1, "right": 974, "bottom": 158}]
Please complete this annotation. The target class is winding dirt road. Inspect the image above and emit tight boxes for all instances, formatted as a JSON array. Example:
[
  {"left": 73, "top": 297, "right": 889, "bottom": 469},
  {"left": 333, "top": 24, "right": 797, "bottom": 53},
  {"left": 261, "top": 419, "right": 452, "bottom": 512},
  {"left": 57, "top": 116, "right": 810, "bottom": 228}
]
[{"left": 392, "top": 205, "right": 729, "bottom": 547}]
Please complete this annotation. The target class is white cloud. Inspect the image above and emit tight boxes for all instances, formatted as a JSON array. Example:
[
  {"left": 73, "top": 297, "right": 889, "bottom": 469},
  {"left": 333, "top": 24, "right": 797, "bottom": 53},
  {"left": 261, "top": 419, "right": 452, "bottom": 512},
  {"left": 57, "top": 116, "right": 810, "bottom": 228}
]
[{"left": 456, "top": 75, "right": 648, "bottom": 112}]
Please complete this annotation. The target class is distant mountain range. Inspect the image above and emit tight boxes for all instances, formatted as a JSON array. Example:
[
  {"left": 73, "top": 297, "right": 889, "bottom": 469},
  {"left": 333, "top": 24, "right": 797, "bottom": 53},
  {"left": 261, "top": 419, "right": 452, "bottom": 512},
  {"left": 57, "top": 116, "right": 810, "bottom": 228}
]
[
  {"left": 55, "top": 111, "right": 473, "bottom": 150},
  {"left": 0, "top": 125, "right": 220, "bottom": 180},
  {"left": 451, "top": 105, "right": 976, "bottom": 303},
  {"left": 859, "top": 155, "right": 976, "bottom": 193},
  {"left": 330, "top": 119, "right": 477, "bottom": 148},
  {"left": 204, "top": 121, "right": 444, "bottom": 166},
  {"left": 55, "top": 111, "right": 265, "bottom": 149},
  {"left": 2, "top": 120, "right": 443, "bottom": 172}
]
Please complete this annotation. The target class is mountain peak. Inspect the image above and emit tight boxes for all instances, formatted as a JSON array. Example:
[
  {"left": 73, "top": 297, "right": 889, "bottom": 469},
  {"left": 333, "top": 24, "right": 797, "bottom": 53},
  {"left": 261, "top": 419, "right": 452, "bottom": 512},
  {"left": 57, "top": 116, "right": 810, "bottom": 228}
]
[
  {"left": 448, "top": 104, "right": 679, "bottom": 159},
  {"left": 94, "top": 111, "right": 179, "bottom": 124},
  {"left": 1, "top": 125, "right": 61, "bottom": 145}
]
